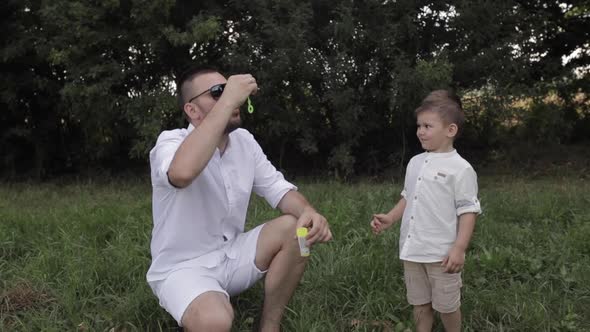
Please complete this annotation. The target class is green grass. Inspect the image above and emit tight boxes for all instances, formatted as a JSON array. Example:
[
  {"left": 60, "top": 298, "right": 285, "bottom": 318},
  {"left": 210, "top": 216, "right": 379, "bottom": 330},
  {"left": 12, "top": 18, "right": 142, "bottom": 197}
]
[{"left": 1, "top": 176, "right": 589, "bottom": 331}]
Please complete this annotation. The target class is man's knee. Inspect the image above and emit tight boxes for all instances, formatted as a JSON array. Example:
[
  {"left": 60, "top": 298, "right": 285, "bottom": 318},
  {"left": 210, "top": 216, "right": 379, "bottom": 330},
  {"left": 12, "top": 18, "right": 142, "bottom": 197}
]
[
  {"left": 277, "top": 214, "right": 298, "bottom": 226},
  {"left": 274, "top": 214, "right": 298, "bottom": 238},
  {"left": 182, "top": 301, "right": 234, "bottom": 332},
  {"left": 256, "top": 215, "right": 305, "bottom": 270},
  {"left": 183, "top": 309, "right": 233, "bottom": 332}
]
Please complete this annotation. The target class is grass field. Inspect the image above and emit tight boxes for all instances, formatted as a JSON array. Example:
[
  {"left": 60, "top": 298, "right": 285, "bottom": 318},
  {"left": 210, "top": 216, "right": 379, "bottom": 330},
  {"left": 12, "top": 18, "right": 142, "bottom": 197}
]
[{"left": 1, "top": 176, "right": 589, "bottom": 331}]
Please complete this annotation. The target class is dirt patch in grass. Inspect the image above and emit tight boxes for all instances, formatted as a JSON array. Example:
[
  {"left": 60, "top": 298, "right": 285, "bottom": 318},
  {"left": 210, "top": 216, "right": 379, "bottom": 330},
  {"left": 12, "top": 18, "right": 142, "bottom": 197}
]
[{"left": 1, "top": 280, "right": 54, "bottom": 327}]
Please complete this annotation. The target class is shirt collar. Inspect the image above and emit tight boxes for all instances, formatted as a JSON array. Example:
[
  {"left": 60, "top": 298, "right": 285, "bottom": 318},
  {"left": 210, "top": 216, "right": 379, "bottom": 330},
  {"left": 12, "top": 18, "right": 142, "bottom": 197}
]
[{"left": 425, "top": 149, "right": 457, "bottom": 159}]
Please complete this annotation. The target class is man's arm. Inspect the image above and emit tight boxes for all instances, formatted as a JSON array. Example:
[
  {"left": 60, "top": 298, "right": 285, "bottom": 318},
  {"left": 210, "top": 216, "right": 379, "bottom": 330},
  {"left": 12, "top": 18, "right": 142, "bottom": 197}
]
[
  {"left": 168, "top": 75, "right": 257, "bottom": 188},
  {"left": 277, "top": 190, "right": 332, "bottom": 246},
  {"left": 442, "top": 212, "right": 477, "bottom": 273}
]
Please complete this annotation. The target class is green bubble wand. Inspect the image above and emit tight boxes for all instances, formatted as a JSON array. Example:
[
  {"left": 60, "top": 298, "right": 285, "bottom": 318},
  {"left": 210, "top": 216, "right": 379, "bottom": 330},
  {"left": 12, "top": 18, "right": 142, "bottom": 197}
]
[{"left": 247, "top": 97, "right": 254, "bottom": 114}]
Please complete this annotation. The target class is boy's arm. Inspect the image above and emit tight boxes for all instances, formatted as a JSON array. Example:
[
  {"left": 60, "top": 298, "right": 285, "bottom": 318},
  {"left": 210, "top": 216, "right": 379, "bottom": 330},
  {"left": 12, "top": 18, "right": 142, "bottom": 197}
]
[
  {"left": 371, "top": 197, "right": 407, "bottom": 234},
  {"left": 385, "top": 197, "right": 407, "bottom": 222},
  {"left": 442, "top": 212, "right": 477, "bottom": 273},
  {"left": 454, "top": 212, "right": 477, "bottom": 251}
]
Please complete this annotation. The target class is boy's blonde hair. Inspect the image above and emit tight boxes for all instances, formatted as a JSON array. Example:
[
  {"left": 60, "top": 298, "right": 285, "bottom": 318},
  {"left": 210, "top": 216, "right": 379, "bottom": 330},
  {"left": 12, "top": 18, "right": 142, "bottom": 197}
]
[{"left": 415, "top": 90, "right": 465, "bottom": 135}]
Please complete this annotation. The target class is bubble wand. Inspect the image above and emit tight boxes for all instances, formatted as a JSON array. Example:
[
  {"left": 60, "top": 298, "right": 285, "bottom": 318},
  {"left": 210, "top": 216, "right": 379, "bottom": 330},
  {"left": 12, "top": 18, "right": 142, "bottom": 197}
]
[{"left": 247, "top": 97, "right": 254, "bottom": 114}]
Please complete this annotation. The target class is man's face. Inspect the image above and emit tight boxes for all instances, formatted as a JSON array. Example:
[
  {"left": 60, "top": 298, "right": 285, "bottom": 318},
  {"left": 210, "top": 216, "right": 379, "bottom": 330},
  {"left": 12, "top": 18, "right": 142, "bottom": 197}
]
[{"left": 187, "top": 72, "right": 242, "bottom": 134}]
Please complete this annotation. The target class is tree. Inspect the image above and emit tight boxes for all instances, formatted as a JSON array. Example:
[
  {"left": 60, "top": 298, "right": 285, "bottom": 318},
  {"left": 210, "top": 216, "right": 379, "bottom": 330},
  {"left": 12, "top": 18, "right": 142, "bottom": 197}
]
[{"left": 1, "top": 0, "right": 588, "bottom": 178}]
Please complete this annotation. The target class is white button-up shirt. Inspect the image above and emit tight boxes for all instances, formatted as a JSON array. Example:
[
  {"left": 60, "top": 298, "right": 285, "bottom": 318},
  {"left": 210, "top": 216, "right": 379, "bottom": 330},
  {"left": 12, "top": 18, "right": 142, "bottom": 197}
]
[
  {"left": 399, "top": 150, "right": 481, "bottom": 262},
  {"left": 147, "top": 126, "right": 296, "bottom": 282}
]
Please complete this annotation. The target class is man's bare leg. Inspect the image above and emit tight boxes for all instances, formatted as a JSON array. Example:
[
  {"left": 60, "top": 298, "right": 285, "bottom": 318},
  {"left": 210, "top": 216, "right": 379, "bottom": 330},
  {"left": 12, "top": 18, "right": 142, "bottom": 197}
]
[
  {"left": 414, "top": 303, "right": 435, "bottom": 332},
  {"left": 181, "top": 291, "right": 234, "bottom": 332},
  {"left": 440, "top": 308, "right": 461, "bottom": 332},
  {"left": 255, "top": 215, "right": 308, "bottom": 332}
]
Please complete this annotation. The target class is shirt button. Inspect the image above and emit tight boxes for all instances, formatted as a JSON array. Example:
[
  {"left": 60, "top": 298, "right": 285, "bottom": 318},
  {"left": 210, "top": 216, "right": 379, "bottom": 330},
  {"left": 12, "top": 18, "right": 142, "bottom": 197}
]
[
  {"left": 418, "top": 177, "right": 422, "bottom": 181},
  {"left": 410, "top": 216, "right": 414, "bottom": 220},
  {"left": 407, "top": 235, "right": 411, "bottom": 238},
  {"left": 414, "top": 196, "right": 418, "bottom": 200},
  {"left": 425, "top": 160, "right": 428, "bottom": 163}
]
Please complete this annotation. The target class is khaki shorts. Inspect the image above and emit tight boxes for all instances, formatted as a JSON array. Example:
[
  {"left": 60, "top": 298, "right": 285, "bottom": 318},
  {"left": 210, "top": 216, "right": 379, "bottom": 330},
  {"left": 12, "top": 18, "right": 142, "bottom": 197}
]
[{"left": 403, "top": 260, "right": 462, "bottom": 313}]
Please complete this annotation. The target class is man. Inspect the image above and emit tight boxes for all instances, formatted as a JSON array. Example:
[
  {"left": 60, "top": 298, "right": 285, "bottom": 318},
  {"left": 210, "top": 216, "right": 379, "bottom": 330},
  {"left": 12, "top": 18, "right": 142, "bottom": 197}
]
[{"left": 147, "top": 66, "right": 332, "bottom": 332}]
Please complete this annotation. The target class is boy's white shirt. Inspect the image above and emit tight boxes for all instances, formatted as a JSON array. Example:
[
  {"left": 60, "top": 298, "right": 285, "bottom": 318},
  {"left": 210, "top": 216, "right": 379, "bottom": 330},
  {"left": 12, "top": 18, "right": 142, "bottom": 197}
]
[{"left": 399, "top": 150, "right": 481, "bottom": 262}]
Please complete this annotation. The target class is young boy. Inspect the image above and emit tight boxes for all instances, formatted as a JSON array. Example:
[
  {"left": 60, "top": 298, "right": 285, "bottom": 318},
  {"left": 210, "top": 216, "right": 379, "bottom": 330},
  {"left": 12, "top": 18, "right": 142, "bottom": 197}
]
[{"left": 370, "top": 90, "right": 481, "bottom": 332}]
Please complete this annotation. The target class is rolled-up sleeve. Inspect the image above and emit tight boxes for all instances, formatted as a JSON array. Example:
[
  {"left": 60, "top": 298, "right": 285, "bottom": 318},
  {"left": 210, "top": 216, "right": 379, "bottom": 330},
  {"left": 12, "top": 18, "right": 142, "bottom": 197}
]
[
  {"left": 251, "top": 139, "right": 297, "bottom": 208},
  {"left": 454, "top": 166, "right": 482, "bottom": 216},
  {"left": 149, "top": 130, "right": 184, "bottom": 188},
  {"left": 401, "top": 157, "right": 416, "bottom": 198}
]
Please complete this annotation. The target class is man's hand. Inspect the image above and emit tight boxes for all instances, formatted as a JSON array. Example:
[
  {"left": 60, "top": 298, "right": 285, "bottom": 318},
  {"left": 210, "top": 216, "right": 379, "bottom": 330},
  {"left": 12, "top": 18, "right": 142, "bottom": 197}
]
[
  {"left": 217, "top": 74, "right": 258, "bottom": 111},
  {"left": 442, "top": 245, "right": 465, "bottom": 273},
  {"left": 370, "top": 213, "right": 395, "bottom": 235},
  {"left": 296, "top": 206, "right": 332, "bottom": 246}
]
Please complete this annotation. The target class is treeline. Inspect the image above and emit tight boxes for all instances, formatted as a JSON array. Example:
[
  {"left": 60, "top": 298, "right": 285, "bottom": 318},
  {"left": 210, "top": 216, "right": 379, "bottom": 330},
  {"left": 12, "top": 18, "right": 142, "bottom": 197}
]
[{"left": 1, "top": 0, "right": 588, "bottom": 179}]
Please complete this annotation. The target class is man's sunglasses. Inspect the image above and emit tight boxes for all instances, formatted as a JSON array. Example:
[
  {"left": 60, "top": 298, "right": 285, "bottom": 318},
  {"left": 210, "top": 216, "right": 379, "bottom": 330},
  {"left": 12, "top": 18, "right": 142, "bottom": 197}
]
[{"left": 188, "top": 83, "right": 226, "bottom": 103}]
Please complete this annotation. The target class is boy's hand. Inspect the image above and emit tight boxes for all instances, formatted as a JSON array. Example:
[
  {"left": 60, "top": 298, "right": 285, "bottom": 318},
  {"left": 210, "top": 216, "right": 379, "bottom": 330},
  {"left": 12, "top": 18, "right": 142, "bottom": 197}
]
[
  {"left": 370, "top": 213, "right": 395, "bottom": 235},
  {"left": 442, "top": 246, "right": 465, "bottom": 273}
]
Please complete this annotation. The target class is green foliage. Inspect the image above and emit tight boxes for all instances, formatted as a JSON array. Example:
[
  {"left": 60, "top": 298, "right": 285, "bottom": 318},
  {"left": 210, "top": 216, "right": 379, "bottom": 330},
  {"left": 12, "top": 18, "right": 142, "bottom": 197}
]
[
  {"left": 520, "top": 102, "right": 576, "bottom": 144},
  {"left": 1, "top": 0, "right": 588, "bottom": 178}
]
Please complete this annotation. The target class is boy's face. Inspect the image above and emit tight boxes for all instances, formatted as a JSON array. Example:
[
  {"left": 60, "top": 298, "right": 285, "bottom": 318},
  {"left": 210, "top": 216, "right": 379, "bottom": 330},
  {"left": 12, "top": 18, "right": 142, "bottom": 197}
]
[{"left": 416, "top": 110, "right": 457, "bottom": 153}]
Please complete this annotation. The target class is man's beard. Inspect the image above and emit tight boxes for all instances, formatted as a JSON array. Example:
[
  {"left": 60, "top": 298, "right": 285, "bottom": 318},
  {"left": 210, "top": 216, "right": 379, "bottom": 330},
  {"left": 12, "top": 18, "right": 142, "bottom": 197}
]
[{"left": 225, "top": 116, "right": 242, "bottom": 134}]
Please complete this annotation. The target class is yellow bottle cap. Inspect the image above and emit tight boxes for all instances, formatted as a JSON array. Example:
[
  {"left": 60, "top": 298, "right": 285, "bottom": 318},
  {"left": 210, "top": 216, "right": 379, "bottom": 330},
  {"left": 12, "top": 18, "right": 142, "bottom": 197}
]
[{"left": 296, "top": 227, "right": 308, "bottom": 237}]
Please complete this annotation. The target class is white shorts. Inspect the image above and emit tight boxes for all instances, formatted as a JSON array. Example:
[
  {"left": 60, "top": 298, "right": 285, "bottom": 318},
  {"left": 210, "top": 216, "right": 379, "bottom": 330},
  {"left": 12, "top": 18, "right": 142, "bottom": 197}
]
[{"left": 149, "top": 224, "right": 267, "bottom": 325}]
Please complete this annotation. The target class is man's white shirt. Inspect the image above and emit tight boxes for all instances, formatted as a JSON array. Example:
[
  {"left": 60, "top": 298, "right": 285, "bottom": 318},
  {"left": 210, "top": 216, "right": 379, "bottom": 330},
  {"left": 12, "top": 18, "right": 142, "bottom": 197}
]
[
  {"left": 399, "top": 150, "right": 481, "bottom": 262},
  {"left": 147, "top": 125, "right": 296, "bottom": 282}
]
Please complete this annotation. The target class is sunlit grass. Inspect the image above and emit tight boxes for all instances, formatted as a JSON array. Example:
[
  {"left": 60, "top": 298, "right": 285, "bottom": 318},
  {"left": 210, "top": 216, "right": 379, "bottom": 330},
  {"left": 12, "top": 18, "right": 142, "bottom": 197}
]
[{"left": 1, "top": 176, "right": 589, "bottom": 331}]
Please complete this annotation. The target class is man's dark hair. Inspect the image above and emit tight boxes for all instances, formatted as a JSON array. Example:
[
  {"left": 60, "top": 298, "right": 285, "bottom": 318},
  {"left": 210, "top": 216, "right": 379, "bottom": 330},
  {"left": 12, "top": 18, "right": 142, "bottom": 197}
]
[{"left": 176, "top": 65, "right": 220, "bottom": 111}]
